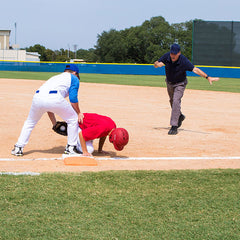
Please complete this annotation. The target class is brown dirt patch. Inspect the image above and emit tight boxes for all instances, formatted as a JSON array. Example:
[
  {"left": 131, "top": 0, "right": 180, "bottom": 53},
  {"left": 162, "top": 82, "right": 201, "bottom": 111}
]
[{"left": 1, "top": 78, "right": 240, "bottom": 173}]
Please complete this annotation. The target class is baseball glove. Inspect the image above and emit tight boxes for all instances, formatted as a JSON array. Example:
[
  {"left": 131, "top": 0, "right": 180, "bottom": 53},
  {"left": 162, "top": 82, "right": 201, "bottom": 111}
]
[{"left": 52, "top": 121, "right": 68, "bottom": 136}]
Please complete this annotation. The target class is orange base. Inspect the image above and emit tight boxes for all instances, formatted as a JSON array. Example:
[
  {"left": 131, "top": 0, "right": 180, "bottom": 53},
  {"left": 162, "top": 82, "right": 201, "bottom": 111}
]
[{"left": 63, "top": 156, "right": 98, "bottom": 166}]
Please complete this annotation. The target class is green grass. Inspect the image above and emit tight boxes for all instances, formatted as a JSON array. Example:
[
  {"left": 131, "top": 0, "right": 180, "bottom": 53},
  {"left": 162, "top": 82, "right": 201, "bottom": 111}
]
[
  {"left": 0, "top": 71, "right": 56, "bottom": 81},
  {"left": 1, "top": 170, "right": 240, "bottom": 239},
  {"left": 0, "top": 71, "right": 240, "bottom": 93}
]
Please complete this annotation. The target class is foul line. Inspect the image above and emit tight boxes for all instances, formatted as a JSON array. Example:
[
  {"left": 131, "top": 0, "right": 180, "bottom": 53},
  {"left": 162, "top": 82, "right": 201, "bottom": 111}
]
[
  {"left": 97, "top": 156, "right": 240, "bottom": 160},
  {"left": 0, "top": 156, "right": 240, "bottom": 162},
  {"left": 1, "top": 156, "right": 240, "bottom": 176},
  {"left": 0, "top": 157, "right": 62, "bottom": 161},
  {"left": 0, "top": 172, "right": 40, "bottom": 176}
]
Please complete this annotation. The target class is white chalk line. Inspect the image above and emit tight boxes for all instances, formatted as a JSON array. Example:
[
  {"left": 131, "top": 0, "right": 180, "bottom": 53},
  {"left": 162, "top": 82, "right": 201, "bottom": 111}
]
[
  {"left": 1, "top": 156, "right": 240, "bottom": 162},
  {"left": 0, "top": 157, "right": 62, "bottom": 161},
  {"left": 0, "top": 172, "right": 40, "bottom": 176},
  {"left": 1, "top": 156, "right": 240, "bottom": 176},
  {"left": 97, "top": 156, "right": 240, "bottom": 160}
]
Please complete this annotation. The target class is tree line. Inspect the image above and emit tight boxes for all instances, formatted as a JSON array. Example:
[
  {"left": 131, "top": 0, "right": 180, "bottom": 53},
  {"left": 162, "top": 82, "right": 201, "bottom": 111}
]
[{"left": 25, "top": 16, "right": 194, "bottom": 64}]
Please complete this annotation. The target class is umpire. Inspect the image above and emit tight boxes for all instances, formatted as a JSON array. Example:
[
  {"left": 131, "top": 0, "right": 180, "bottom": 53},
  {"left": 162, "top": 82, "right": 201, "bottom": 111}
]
[{"left": 154, "top": 44, "right": 219, "bottom": 135}]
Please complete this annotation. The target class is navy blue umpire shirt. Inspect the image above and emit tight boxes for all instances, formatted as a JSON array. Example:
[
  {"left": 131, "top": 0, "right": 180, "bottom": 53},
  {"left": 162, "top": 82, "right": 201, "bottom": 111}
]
[{"left": 158, "top": 52, "right": 194, "bottom": 83}]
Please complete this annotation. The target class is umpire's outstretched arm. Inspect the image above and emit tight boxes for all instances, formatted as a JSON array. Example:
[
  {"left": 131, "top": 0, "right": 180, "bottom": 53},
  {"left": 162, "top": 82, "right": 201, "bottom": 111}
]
[{"left": 192, "top": 67, "right": 220, "bottom": 85}]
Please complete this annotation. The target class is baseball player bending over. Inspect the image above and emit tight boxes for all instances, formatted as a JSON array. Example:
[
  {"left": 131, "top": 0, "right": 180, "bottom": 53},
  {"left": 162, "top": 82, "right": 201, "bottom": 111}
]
[
  {"left": 76, "top": 113, "right": 129, "bottom": 156},
  {"left": 11, "top": 64, "right": 84, "bottom": 156},
  {"left": 154, "top": 44, "right": 220, "bottom": 135}
]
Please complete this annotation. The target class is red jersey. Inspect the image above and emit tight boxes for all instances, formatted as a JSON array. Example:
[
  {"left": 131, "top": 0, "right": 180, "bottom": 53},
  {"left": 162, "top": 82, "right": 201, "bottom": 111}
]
[{"left": 79, "top": 113, "right": 116, "bottom": 141}]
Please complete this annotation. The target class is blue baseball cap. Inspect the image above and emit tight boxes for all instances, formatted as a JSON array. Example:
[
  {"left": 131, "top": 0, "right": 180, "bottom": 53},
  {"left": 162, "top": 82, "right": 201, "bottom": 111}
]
[
  {"left": 170, "top": 44, "right": 181, "bottom": 54},
  {"left": 64, "top": 64, "right": 79, "bottom": 74}
]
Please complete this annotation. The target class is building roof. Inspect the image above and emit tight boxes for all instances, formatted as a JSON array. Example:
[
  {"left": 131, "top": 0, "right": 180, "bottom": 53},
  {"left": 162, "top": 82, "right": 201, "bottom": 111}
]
[
  {"left": 26, "top": 52, "right": 40, "bottom": 57},
  {"left": 0, "top": 30, "right": 11, "bottom": 36}
]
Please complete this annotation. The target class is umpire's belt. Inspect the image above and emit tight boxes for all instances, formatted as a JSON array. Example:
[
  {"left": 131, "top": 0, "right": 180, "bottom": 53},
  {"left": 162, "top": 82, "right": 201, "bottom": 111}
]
[{"left": 36, "top": 90, "right": 58, "bottom": 94}]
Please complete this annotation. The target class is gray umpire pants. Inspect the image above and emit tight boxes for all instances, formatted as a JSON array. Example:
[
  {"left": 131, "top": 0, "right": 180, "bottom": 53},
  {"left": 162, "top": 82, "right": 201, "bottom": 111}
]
[{"left": 166, "top": 79, "right": 188, "bottom": 126}]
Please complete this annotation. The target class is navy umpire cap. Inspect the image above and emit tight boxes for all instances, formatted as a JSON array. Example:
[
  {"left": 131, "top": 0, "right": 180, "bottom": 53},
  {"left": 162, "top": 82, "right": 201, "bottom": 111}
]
[
  {"left": 170, "top": 44, "right": 181, "bottom": 54},
  {"left": 65, "top": 64, "right": 79, "bottom": 74}
]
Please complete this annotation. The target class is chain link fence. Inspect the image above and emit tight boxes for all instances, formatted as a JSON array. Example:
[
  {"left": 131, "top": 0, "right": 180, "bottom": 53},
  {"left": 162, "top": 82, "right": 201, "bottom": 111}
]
[{"left": 192, "top": 20, "right": 240, "bottom": 67}]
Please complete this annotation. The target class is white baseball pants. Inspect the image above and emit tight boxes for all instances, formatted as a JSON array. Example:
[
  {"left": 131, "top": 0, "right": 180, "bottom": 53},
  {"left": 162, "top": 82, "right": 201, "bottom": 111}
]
[
  {"left": 16, "top": 92, "right": 79, "bottom": 148},
  {"left": 76, "top": 128, "right": 94, "bottom": 154}
]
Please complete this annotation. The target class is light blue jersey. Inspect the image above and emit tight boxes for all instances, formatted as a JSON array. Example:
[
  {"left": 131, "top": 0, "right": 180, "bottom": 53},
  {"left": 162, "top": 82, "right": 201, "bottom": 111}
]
[{"left": 69, "top": 74, "right": 79, "bottom": 103}]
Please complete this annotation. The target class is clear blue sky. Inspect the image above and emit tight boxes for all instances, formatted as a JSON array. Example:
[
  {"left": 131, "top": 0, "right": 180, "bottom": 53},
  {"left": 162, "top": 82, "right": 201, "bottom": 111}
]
[{"left": 1, "top": 0, "right": 239, "bottom": 51}]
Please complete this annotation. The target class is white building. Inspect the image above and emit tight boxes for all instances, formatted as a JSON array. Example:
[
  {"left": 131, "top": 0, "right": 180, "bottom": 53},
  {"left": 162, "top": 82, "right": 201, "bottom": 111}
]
[
  {"left": 0, "top": 29, "right": 40, "bottom": 61},
  {"left": 0, "top": 30, "right": 11, "bottom": 50}
]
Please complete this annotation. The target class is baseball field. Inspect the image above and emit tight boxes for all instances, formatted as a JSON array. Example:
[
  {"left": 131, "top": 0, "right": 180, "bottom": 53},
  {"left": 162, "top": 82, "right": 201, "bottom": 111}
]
[
  {"left": 1, "top": 72, "right": 240, "bottom": 172},
  {"left": 1, "top": 72, "right": 240, "bottom": 239}
]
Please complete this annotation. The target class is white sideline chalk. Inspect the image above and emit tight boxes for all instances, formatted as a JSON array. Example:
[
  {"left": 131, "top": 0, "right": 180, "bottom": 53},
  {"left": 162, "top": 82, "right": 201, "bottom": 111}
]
[
  {"left": 0, "top": 157, "right": 62, "bottom": 161},
  {"left": 96, "top": 156, "right": 240, "bottom": 160},
  {"left": 0, "top": 172, "right": 40, "bottom": 176},
  {"left": 0, "top": 156, "right": 240, "bottom": 161}
]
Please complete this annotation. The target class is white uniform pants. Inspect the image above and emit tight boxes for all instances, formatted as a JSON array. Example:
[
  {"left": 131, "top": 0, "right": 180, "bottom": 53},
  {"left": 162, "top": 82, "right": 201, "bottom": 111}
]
[
  {"left": 76, "top": 128, "right": 94, "bottom": 154},
  {"left": 16, "top": 92, "right": 79, "bottom": 148}
]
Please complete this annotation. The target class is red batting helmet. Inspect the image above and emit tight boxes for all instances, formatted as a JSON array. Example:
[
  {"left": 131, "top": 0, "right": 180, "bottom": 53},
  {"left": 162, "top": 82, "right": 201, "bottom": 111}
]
[{"left": 109, "top": 128, "right": 129, "bottom": 151}]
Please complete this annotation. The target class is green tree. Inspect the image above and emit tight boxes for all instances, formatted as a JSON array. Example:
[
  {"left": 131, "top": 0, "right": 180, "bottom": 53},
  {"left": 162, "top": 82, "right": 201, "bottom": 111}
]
[
  {"left": 26, "top": 44, "right": 47, "bottom": 61},
  {"left": 124, "top": 26, "right": 147, "bottom": 63},
  {"left": 95, "top": 16, "right": 191, "bottom": 64},
  {"left": 172, "top": 20, "right": 193, "bottom": 60},
  {"left": 54, "top": 49, "right": 69, "bottom": 62},
  {"left": 95, "top": 29, "right": 128, "bottom": 63},
  {"left": 26, "top": 44, "right": 73, "bottom": 62},
  {"left": 44, "top": 49, "right": 55, "bottom": 61},
  {"left": 76, "top": 48, "right": 97, "bottom": 62},
  {"left": 25, "top": 16, "right": 194, "bottom": 64},
  {"left": 141, "top": 16, "right": 174, "bottom": 63}
]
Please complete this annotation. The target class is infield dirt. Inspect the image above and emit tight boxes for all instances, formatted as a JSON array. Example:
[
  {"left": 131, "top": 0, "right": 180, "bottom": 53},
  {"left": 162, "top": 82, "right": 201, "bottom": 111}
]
[{"left": 1, "top": 78, "right": 240, "bottom": 172}]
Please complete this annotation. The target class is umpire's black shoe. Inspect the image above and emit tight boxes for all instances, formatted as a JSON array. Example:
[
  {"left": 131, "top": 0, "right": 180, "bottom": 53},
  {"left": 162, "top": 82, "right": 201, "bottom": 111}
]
[
  {"left": 168, "top": 126, "right": 178, "bottom": 135},
  {"left": 178, "top": 114, "right": 185, "bottom": 128}
]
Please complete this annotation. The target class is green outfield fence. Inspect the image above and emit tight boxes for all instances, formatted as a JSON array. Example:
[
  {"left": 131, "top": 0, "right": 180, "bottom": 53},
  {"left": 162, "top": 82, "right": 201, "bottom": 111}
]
[{"left": 192, "top": 20, "right": 240, "bottom": 67}]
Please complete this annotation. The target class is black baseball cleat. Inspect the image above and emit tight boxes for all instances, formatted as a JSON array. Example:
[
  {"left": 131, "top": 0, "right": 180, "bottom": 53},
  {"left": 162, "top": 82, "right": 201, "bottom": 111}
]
[
  {"left": 168, "top": 126, "right": 178, "bottom": 135},
  {"left": 11, "top": 145, "right": 23, "bottom": 156},
  {"left": 178, "top": 114, "right": 185, "bottom": 128},
  {"left": 64, "top": 145, "right": 82, "bottom": 155}
]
